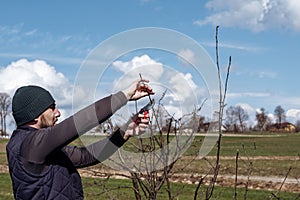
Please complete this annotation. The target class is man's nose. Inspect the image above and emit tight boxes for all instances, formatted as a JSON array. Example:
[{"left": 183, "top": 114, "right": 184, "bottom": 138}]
[{"left": 54, "top": 108, "right": 61, "bottom": 118}]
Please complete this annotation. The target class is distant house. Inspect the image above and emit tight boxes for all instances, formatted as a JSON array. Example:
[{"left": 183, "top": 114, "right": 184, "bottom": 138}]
[
  {"left": 267, "top": 122, "right": 296, "bottom": 133},
  {"left": 200, "top": 121, "right": 226, "bottom": 132}
]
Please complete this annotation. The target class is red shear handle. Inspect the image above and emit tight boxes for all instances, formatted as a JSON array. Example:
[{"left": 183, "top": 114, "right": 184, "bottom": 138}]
[
  {"left": 132, "top": 99, "right": 154, "bottom": 125},
  {"left": 143, "top": 110, "right": 148, "bottom": 119},
  {"left": 134, "top": 110, "right": 149, "bottom": 124}
]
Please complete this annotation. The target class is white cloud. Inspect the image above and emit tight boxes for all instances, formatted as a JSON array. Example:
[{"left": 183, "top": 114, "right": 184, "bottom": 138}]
[
  {"left": 231, "top": 103, "right": 279, "bottom": 126},
  {"left": 25, "top": 29, "right": 37, "bottom": 36},
  {"left": 113, "top": 54, "right": 162, "bottom": 74},
  {"left": 0, "top": 24, "right": 94, "bottom": 62},
  {"left": 202, "top": 41, "right": 264, "bottom": 52},
  {"left": 235, "top": 103, "right": 256, "bottom": 125},
  {"left": 268, "top": 113, "right": 275, "bottom": 123},
  {"left": 235, "top": 68, "right": 278, "bottom": 79},
  {"left": 0, "top": 59, "right": 73, "bottom": 120},
  {"left": 166, "top": 72, "right": 205, "bottom": 117},
  {"left": 195, "top": 0, "right": 300, "bottom": 32},
  {"left": 286, "top": 109, "right": 300, "bottom": 118},
  {"left": 178, "top": 49, "right": 196, "bottom": 66},
  {"left": 0, "top": 24, "right": 23, "bottom": 36},
  {"left": 168, "top": 72, "right": 198, "bottom": 101},
  {"left": 286, "top": 109, "right": 300, "bottom": 123},
  {"left": 258, "top": 71, "right": 277, "bottom": 79},
  {"left": 112, "top": 55, "right": 206, "bottom": 119},
  {"left": 280, "top": 97, "right": 300, "bottom": 107},
  {"left": 112, "top": 54, "right": 164, "bottom": 90},
  {"left": 236, "top": 103, "right": 256, "bottom": 114},
  {"left": 228, "top": 92, "right": 271, "bottom": 98}
]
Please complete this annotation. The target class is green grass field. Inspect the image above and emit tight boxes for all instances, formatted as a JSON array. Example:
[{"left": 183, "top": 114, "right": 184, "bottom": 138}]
[
  {"left": 76, "top": 133, "right": 300, "bottom": 177},
  {"left": 186, "top": 132, "right": 300, "bottom": 157},
  {"left": 0, "top": 133, "right": 299, "bottom": 199},
  {"left": 76, "top": 132, "right": 300, "bottom": 156},
  {"left": 82, "top": 176, "right": 299, "bottom": 200},
  {"left": 0, "top": 173, "right": 298, "bottom": 200}
]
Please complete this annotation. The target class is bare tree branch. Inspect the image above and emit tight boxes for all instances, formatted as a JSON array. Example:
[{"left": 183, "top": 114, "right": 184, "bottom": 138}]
[{"left": 205, "top": 25, "right": 232, "bottom": 200}]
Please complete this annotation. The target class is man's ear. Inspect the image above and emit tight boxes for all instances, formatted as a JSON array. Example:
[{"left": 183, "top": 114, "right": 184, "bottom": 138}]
[
  {"left": 32, "top": 115, "right": 41, "bottom": 125},
  {"left": 26, "top": 116, "right": 40, "bottom": 129}
]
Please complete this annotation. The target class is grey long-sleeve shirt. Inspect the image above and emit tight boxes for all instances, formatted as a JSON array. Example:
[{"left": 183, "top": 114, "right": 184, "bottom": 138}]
[{"left": 19, "top": 91, "right": 128, "bottom": 174}]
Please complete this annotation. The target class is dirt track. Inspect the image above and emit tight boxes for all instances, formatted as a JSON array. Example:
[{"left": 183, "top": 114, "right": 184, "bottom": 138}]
[
  {"left": 202, "top": 155, "right": 300, "bottom": 161},
  {"left": 1, "top": 164, "right": 299, "bottom": 193},
  {"left": 76, "top": 166, "right": 300, "bottom": 194}
]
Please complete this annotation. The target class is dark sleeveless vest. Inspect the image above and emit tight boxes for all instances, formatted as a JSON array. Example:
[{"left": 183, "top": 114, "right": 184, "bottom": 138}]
[{"left": 6, "top": 126, "right": 84, "bottom": 200}]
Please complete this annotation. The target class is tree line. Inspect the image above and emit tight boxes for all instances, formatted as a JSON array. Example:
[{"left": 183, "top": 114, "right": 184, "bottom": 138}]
[
  {"left": 0, "top": 92, "right": 11, "bottom": 136},
  {"left": 1, "top": 92, "right": 299, "bottom": 136},
  {"left": 192, "top": 104, "right": 300, "bottom": 133},
  {"left": 159, "top": 104, "right": 299, "bottom": 134},
  {"left": 224, "top": 104, "right": 299, "bottom": 133}
]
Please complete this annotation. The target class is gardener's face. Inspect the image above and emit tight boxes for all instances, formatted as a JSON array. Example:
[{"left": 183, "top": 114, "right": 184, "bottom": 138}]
[{"left": 39, "top": 104, "right": 61, "bottom": 128}]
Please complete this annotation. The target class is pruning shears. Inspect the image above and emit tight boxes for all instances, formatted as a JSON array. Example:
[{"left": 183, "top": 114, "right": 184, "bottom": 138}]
[{"left": 133, "top": 99, "right": 155, "bottom": 124}]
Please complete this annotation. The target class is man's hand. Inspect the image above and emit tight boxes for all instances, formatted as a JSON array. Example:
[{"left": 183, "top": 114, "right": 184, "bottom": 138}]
[
  {"left": 122, "top": 79, "right": 154, "bottom": 101},
  {"left": 123, "top": 113, "right": 150, "bottom": 140}
]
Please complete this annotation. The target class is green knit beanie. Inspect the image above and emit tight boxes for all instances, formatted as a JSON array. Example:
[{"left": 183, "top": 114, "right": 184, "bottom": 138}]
[{"left": 12, "top": 85, "right": 55, "bottom": 126}]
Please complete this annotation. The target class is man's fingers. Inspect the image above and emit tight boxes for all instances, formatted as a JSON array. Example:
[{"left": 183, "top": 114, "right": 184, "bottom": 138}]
[
  {"left": 137, "top": 80, "right": 154, "bottom": 94},
  {"left": 138, "top": 124, "right": 148, "bottom": 130}
]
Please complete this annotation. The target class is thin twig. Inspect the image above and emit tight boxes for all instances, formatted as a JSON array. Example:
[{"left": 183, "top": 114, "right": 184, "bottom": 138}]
[
  {"left": 223, "top": 56, "right": 231, "bottom": 102},
  {"left": 194, "top": 176, "right": 205, "bottom": 200},
  {"left": 242, "top": 143, "right": 255, "bottom": 200},
  {"left": 194, "top": 166, "right": 213, "bottom": 200},
  {"left": 215, "top": 25, "right": 222, "bottom": 101},
  {"left": 205, "top": 25, "right": 232, "bottom": 200},
  {"left": 270, "top": 166, "right": 292, "bottom": 200},
  {"left": 234, "top": 150, "right": 239, "bottom": 200}
]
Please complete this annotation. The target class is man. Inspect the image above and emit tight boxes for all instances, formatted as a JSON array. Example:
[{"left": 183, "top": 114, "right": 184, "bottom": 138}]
[{"left": 6, "top": 79, "right": 154, "bottom": 200}]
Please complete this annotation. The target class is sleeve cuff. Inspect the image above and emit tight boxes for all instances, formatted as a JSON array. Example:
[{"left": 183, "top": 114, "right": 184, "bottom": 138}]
[{"left": 109, "top": 128, "right": 127, "bottom": 147}]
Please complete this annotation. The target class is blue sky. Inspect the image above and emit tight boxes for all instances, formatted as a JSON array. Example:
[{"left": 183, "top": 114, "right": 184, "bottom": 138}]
[{"left": 1, "top": 0, "right": 300, "bottom": 128}]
